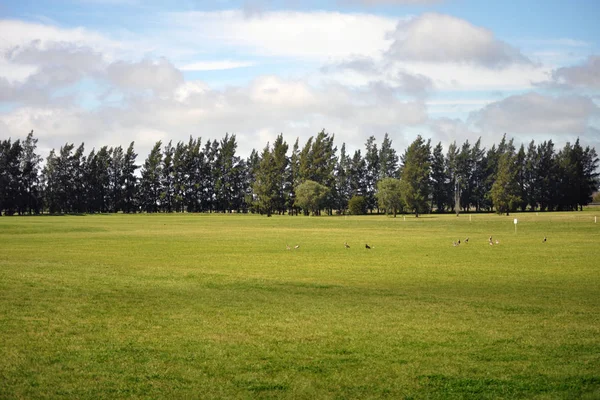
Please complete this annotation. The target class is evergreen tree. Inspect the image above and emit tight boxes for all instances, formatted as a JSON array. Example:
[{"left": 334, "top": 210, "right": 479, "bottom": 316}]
[
  {"left": 430, "top": 142, "right": 447, "bottom": 213},
  {"left": 400, "top": 136, "right": 431, "bottom": 217},
  {"left": 214, "top": 134, "right": 244, "bottom": 212},
  {"left": 536, "top": 140, "right": 557, "bottom": 211},
  {"left": 334, "top": 143, "right": 351, "bottom": 214},
  {"left": 287, "top": 138, "right": 301, "bottom": 215},
  {"left": 272, "top": 134, "right": 289, "bottom": 214},
  {"left": 470, "top": 138, "right": 487, "bottom": 212},
  {"left": 349, "top": 150, "right": 367, "bottom": 198},
  {"left": 172, "top": 141, "right": 187, "bottom": 213},
  {"left": 445, "top": 141, "right": 459, "bottom": 215},
  {"left": 108, "top": 145, "right": 125, "bottom": 213},
  {"left": 161, "top": 141, "right": 175, "bottom": 212},
  {"left": 0, "top": 139, "right": 23, "bottom": 215},
  {"left": 378, "top": 133, "right": 399, "bottom": 179},
  {"left": 71, "top": 144, "right": 86, "bottom": 213},
  {"left": 122, "top": 142, "right": 138, "bottom": 213},
  {"left": 253, "top": 143, "right": 277, "bottom": 216},
  {"left": 245, "top": 148, "right": 261, "bottom": 213},
  {"left": 580, "top": 142, "right": 600, "bottom": 210},
  {"left": 42, "top": 149, "right": 60, "bottom": 214},
  {"left": 139, "top": 141, "right": 163, "bottom": 213},
  {"left": 18, "top": 131, "right": 43, "bottom": 214},
  {"left": 364, "top": 136, "right": 379, "bottom": 212},
  {"left": 515, "top": 144, "right": 527, "bottom": 211},
  {"left": 491, "top": 150, "right": 521, "bottom": 215},
  {"left": 524, "top": 140, "right": 538, "bottom": 210}
]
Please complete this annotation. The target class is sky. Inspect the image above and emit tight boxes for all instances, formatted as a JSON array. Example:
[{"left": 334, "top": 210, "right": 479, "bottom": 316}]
[{"left": 1, "top": 0, "right": 599, "bottom": 160}]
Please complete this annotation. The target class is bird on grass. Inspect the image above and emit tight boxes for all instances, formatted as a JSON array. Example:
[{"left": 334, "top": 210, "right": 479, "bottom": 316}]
[
  {"left": 495, "top": 239, "right": 500, "bottom": 245},
  {"left": 542, "top": 236, "right": 547, "bottom": 243},
  {"left": 365, "top": 244, "right": 371, "bottom": 249},
  {"left": 286, "top": 244, "right": 291, "bottom": 250},
  {"left": 344, "top": 242, "right": 350, "bottom": 249},
  {"left": 453, "top": 241, "right": 459, "bottom": 247},
  {"left": 458, "top": 239, "right": 461, "bottom": 245},
  {"left": 465, "top": 237, "right": 469, "bottom": 243},
  {"left": 294, "top": 245, "right": 300, "bottom": 249}
]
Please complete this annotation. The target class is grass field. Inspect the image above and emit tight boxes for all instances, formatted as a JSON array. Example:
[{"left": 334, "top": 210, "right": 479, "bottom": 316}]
[{"left": 1, "top": 211, "right": 599, "bottom": 399}]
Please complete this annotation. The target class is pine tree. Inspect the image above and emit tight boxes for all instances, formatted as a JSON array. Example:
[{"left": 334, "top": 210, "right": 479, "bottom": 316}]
[
  {"left": 18, "top": 131, "right": 43, "bottom": 214},
  {"left": 430, "top": 142, "right": 447, "bottom": 213},
  {"left": 139, "top": 141, "right": 163, "bottom": 213},
  {"left": 122, "top": 142, "right": 138, "bottom": 213},
  {"left": 491, "top": 150, "right": 521, "bottom": 215},
  {"left": 364, "top": 136, "right": 379, "bottom": 213},
  {"left": 378, "top": 133, "right": 399, "bottom": 180},
  {"left": 400, "top": 136, "right": 431, "bottom": 217}
]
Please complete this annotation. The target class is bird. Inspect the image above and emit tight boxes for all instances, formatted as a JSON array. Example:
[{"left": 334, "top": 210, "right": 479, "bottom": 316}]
[
  {"left": 465, "top": 237, "right": 469, "bottom": 243},
  {"left": 458, "top": 239, "right": 461, "bottom": 245},
  {"left": 453, "top": 241, "right": 458, "bottom": 247},
  {"left": 489, "top": 240, "right": 493, "bottom": 246},
  {"left": 286, "top": 244, "right": 291, "bottom": 250},
  {"left": 542, "top": 236, "right": 547, "bottom": 243},
  {"left": 294, "top": 245, "right": 300, "bottom": 249},
  {"left": 344, "top": 242, "right": 350, "bottom": 249},
  {"left": 489, "top": 236, "right": 493, "bottom": 242},
  {"left": 495, "top": 239, "right": 500, "bottom": 245},
  {"left": 365, "top": 244, "right": 371, "bottom": 249}
]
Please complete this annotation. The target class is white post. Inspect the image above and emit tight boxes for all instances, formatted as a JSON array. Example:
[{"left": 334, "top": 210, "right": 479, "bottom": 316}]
[
  {"left": 469, "top": 214, "right": 472, "bottom": 222},
  {"left": 595, "top": 216, "right": 597, "bottom": 224},
  {"left": 514, "top": 218, "right": 518, "bottom": 234}
]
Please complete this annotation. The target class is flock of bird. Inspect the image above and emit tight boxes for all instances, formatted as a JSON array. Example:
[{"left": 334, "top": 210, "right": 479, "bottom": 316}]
[{"left": 286, "top": 236, "right": 548, "bottom": 251}]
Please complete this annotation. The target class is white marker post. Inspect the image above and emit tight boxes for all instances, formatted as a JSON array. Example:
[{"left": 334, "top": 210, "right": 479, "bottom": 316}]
[
  {"left": 595, "top": 216, "right": 597, "bottom": 224},
  {"left": 514, "top": 218, "right": 518, "bottom": 234}
]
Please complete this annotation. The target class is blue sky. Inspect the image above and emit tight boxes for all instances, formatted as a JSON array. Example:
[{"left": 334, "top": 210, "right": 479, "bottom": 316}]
[{"left": 1, "top": 0, "right": 599, "bottom": 159}]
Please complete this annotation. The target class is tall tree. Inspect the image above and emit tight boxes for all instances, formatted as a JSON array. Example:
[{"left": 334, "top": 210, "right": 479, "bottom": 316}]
[
  {"left": 349, "top": 150, "right": 367, "bottom": 198},
  {"left": 122, "top": 142, "right": 138, "bottom": 213},
  {"left": 287, "top": 138, "right": 301, "bottom": 215},
  {"left": 214, "top": 134, "right": 245, "bottom": 212},
  {"left": 491, "top": 150, "right": 521, "bottom": 215},
  {"left": 430, "top": 142, "right": 447, "bottom": 213},
  {"left": 0, "top": 139, "right": 23, "bottom": 215},
  {"left": 272, "top": 134, "right": 289, "bottom": 214},
  {"left": 18, "top": 131, "right": 42, "bottom": 214},
  {"left": 334, "top": 143, "right": 351, "bottom": 214},
  {"left": 400, "top": 136, "right": 431, "bottom": 217},
  {"left": 108, "top": 145, "right": 125, "bottom": 213},
  {"left": 253, "top": 143, "right": 277, "bottom": 216},
  {"left": 161, "top": 141, "right": 175, "bottom": 212},
  {"left": 364, "top": 135, "right": 379, "bottom": 212},
  {"left": 445, "top": 141, "right": 459, "bottom": 215},
  {"left": 378, "top": 133, "right": 399, "bottom": 179},
  {"left": 139, "top": 141, "right": 163, "bottom": 213},
  {"left": 536, "top": 140, "right": 557, "bottom": 211}
]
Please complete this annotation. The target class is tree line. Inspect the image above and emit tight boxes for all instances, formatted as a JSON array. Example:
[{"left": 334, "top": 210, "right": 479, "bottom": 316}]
[{"left": 0, "top": 130, "right": 598, "bottom": 216}]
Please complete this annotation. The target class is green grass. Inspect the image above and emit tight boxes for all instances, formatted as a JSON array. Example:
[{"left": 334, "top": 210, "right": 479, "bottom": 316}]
[{"left": 1, "top": 211, "right": 599, "bottom": 399}]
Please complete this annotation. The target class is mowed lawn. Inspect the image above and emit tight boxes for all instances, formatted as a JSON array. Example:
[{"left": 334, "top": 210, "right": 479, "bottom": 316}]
[{"left": 1, "top": 211, "right": 599, "bottom": 399}]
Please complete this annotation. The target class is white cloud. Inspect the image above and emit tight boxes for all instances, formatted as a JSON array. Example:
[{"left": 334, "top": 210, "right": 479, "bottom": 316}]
[
  {"left": 162, "top": 10, "right": 396, "bottom": 61},
  {"left": 105, "top": 58, "right": 184, "bottom": 95},
  {"left": 547, "top": 56, "right": 600, "bottom": 89},
  {"left": 386, "top": 13, "right": 531, "bottom": 68},
  {"left": 179, "top": 60, "right": 256, "bottom": 71},
  {"left": 469, "top": 92, "right": 599, "bottom": 136}
]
